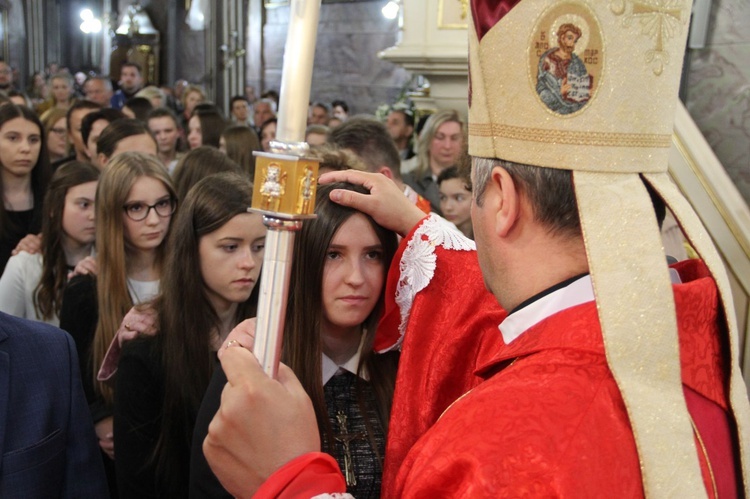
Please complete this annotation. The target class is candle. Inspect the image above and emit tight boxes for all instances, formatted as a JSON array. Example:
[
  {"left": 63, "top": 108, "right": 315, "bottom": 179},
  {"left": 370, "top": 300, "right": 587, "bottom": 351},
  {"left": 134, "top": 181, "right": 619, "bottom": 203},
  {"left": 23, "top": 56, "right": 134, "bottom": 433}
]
[{"left": 276, "top": 0, "right": 322, "bottom": 144}]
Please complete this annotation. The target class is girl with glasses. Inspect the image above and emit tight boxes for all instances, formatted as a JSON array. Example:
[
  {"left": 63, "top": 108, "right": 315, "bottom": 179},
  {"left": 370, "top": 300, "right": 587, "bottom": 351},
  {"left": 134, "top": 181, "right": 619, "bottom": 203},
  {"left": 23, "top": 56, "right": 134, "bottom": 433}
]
[
  {"left": 58, "top": 152, "right": 175, "bottom": 495},
  {"left": 113, "top": 172, "right": 265, "bottom": 497},
  {"left": 0, "top": 161, "right": 98, "bottom": 325},
  {"left": 41, "top": 107, "right": 70, "bottom": 164}
]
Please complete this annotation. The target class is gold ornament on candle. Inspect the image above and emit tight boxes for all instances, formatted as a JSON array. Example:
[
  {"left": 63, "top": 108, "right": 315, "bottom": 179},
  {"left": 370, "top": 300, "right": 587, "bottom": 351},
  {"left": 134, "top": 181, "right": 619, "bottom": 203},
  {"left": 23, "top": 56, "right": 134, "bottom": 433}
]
[{"left": 252, "top": 152, "right": 319, "bottom": 218}]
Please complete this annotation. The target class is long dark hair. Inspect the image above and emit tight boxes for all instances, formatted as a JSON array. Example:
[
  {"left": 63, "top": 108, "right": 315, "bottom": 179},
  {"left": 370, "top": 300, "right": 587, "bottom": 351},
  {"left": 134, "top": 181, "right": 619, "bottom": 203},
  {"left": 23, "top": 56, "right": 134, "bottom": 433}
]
[
  {"left": 154, "top": 172, "right": 257, "bottom": 492},
  {"left": 193, "top": 108, "right": 227, "bottom": 149},
  {"left": 0, "top": 104, "right": 51, "bottom": 240},
  {"left": 172, "top": 146, "right": 242, "bottom": 201},
  {"left": 221, "top": 125, "right": 260, "bottom": 178},
  {"left": 34, "top": 161, "right": 100, "bottom": 320},
  {"left": 282, "top": 182, "right": 399, "bottom": 458}
]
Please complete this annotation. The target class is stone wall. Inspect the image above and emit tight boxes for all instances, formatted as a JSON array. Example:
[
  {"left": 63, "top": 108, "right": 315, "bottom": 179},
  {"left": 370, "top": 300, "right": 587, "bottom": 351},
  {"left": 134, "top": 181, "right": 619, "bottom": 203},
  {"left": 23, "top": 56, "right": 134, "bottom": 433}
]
[
  {"left": 684, "top": 0, "right": 750, "bottom": 205},
  {"left": 263, "top": 1, "right": 411, "bottom": 116}
]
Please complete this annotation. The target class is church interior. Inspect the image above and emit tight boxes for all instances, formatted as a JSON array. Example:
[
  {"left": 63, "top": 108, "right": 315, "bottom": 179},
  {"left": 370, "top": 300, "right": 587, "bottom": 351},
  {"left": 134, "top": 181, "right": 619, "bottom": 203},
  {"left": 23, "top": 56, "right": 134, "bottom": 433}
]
[{"left": 1, "top": 0, "right": 749, "bottom": 393}]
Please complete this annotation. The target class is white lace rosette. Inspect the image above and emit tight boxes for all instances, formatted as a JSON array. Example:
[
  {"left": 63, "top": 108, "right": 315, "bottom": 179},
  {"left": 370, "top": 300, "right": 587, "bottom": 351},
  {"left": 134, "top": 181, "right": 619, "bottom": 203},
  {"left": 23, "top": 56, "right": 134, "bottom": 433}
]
[{"left": 388, "top": 214, "right": 475, "bottom": 351}]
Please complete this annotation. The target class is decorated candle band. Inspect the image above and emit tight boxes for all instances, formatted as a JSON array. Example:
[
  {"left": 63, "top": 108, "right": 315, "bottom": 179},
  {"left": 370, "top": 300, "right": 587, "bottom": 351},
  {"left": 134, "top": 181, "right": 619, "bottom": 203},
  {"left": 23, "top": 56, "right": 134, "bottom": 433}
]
[{"left": 250, "top": 151, "right": 320, "bottom": 219}]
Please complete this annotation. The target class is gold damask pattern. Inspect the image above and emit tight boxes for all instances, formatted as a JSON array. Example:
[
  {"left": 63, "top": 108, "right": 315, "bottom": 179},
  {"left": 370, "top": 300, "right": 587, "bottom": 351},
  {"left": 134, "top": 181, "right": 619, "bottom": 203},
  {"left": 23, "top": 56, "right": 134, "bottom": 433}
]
[
  {"left": 609, "top": 0, "right": 686, "bottom": 75},
  {"left": 469, "top": 123, "right": 671, "bottom": 148}
]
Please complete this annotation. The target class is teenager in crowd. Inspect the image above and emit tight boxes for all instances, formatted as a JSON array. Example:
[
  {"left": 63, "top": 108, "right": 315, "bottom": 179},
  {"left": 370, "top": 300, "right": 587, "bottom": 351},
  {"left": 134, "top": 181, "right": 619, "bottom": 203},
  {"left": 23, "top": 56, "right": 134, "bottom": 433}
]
[
  {"left": 0, "top": 162, "right": 98, "bottom": 324},
  {"left": 59, "top": 152, "right": 176, "bottom": 495},
  {"left": 0, "top": 104, "right": 51, "bottom": 274},
  {"left": 114, "top": 172, "right": 265, "bottom": 497},
  {"left": 190, "top": 182, "right": 399, "bottom": 498}
]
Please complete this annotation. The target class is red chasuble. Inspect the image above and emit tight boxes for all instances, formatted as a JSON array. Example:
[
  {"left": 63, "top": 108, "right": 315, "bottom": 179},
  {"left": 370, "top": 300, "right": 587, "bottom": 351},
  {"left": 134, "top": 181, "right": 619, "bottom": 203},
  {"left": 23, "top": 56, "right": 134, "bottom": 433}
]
[
  {"left": 254, "top": 216, "right": 739, "bottom": 498},
  {"left": 384, "top": 220, "right": 737, "bottom": 497}
]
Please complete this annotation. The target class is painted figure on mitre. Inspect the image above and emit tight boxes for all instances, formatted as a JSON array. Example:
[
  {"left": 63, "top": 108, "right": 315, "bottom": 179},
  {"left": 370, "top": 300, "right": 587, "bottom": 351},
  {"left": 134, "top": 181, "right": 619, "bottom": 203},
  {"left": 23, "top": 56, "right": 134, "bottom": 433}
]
[{"left": 536, "top": 22, "right": 592, "bottom": 114}]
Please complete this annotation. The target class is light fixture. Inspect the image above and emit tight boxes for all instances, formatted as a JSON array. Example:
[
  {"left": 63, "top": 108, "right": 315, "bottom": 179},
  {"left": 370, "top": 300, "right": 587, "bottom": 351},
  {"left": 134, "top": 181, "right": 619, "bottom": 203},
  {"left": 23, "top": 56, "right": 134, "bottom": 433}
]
[
  {"left": 381, "top": 0, "right": 399, "bottom": 20},
  {"left": 80, "top": 8, "right": 102, "bottom": 33}
]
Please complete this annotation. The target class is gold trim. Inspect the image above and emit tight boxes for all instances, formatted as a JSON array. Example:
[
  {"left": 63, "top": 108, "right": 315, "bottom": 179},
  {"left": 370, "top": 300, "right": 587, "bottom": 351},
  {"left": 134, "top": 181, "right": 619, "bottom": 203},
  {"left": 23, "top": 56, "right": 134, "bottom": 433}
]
[
  {"left": 469, "top": 123, "right": 670, "bottom": 148},
  {"left": 688, "top": 414, "right": 718, "bottom": 499},
  {"left": 438, "top": 0, "right": 469, "bottom": 29},
  {"left": 662, "top": 167, "right": 750, "bottom": 299},
  {"left": 672, "top": 134, "right": 750, "bottom": 262}
]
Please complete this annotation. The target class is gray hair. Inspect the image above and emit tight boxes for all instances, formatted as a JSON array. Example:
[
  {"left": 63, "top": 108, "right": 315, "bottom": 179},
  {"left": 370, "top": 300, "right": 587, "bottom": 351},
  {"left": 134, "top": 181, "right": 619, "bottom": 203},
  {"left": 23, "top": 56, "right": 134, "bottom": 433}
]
[
  {"left": 472, "top": 156, "right": 580, "bottom": 239},
  {"left": 254, "top": 98, "right": 277, "bottom": 114}
]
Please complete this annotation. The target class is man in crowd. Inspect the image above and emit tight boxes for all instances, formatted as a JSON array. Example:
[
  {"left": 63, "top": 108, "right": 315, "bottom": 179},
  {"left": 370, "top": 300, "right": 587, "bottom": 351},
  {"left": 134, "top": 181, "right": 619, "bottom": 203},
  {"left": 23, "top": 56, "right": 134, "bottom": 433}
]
[
  {"left": 81, "top": 108, "right": 126, "bottom": 169},
  {"left": 229, "top": 95, "right": 252, "bottom": 127},
  {"left": 110, "top": 62, "right": 145, "bottom": 110},
  {"left": 147, "top": 107, "right": 183, "bottom": 173},
  {"left": 308, "top": 102, "right": 330, "bottom": 125},
  {"left": 83, "top": 76, "right": 113, "bottom": 108},
  {"left": 253, "top": 99, "right": 276, "bottom": 134},
  {"left": 0, "top": 312, "right": 108, "bottom": 496},
  {"left": 385, "top": 107, "right": 415, "bottom": 161},
  {"left": 0, "top": 59, "right": 13, "bottom": 91},
  {"left": 203, "top": 0, "right": 750, "bottom": 497},
  {"left": 330, "top": 117, "right": 431, "bottom": 214},
  {"left": 66, "top": 100, "right": 102, "bottom": 163}
]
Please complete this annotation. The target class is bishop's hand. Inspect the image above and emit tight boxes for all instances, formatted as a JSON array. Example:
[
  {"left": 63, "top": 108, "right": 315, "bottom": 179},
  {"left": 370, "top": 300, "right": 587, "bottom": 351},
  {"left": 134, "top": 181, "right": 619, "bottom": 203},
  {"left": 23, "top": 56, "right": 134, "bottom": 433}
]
[
  {"left": 319, "top": 170, "right": 427, "bottom": 237},
  {"left": 204, "top": 346, "right": 320, "bottom": 498}
]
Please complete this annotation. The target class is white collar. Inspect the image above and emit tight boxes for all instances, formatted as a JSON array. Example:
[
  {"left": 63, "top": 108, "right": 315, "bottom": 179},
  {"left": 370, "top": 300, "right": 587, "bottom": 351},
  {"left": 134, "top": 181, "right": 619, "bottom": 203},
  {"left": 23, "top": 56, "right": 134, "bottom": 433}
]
[
  {"left": 499, "top": 268, "right": 683, "bottom": 345},
  {"left": 499, "top": 275, "right": 595, "bottom": 345},
  {"left": 321, "top": 334, "right": 369, "bottom": 385}
]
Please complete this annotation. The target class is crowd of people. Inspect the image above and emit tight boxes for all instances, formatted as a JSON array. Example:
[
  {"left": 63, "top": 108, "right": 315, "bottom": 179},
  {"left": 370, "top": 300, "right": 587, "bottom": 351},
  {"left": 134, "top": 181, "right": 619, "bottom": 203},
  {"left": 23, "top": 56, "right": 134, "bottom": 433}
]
[{"left": 0, "top": 55, "right": 473, "bottom": 497}]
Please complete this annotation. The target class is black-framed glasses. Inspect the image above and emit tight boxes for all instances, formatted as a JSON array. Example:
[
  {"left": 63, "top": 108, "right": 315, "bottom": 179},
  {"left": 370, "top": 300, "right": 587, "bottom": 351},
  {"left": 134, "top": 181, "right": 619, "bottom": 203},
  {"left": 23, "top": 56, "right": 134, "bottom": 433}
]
[{"left": 123, "top": 198, "right": 176, "bottom": 221}]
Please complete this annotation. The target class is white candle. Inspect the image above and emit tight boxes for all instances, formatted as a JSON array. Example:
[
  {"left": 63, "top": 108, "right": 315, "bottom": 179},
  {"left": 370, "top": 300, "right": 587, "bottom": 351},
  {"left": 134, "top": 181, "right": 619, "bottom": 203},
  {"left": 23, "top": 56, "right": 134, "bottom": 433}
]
[{"left": 276, "top": 0, "right": 322, "bottom": 144}]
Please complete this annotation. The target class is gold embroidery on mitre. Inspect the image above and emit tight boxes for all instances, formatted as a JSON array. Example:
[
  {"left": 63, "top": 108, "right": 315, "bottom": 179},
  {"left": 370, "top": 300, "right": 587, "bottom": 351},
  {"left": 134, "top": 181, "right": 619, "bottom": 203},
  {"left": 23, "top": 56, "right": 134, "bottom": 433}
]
[
  {"left": 458, "top": 0, "right": 468, "bottom": 20},
  {"left": 609, "top": 0, "right": 687, "bottom": 76},
  {"left": 529, "top": 1, "right": 604, "bottom": 117},
  {"left": 469, "top": 123, "right": 670, "bottom": 148}
]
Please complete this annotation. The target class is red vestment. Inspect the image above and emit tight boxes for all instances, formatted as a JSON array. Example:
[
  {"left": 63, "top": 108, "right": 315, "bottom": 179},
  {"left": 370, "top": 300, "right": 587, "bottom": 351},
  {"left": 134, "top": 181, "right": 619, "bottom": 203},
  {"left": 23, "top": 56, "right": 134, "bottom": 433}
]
[{"left": 254, "top": 216, "right": 739, "bottom": 498}]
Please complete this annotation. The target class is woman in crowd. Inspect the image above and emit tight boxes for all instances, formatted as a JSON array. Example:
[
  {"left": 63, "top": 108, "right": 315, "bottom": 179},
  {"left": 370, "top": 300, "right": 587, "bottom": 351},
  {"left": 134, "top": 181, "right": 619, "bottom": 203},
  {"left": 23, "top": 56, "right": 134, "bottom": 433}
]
[
  {"left": 181, "top": 84, "right": 206, "bottom": 130},
  {"left": 135, "top": 85, "right": 166, "bottom": 108},
  {"left": 190, "top": 182, "right": 399, "bottom": 499},
  {"left": 220, "top": 124, "right": 260, "bottom": 178},
  {"left": 41, "top": 107, "right": 69, "bottom": 164},
  {"left": 26, "top": 71, "right": 48, "bottom": 108},
  {"left": 59, "top": 152, "right": 176, "bottom": 495},
  {"left": 187, "top": 107, "right": 227, "bottom": 150},
  {"left": 0, "top": 104, "right": 51, "bottom": 274},
  {"left": 403, "top": 109, "right": 465, "bottom": 214},
  {"left": 37, "top": 72, "right": 76, "bottom": 117},
  {"left": 437, "top": 165, "right": 473, "bottom": 239},
  {"left": 0, "top": 161, "right": 98, "bottom": 324},
  {"left": 259, "top": 117, "right": 277, "bottom": 152},
  {"left": 172, "top": 146, "right": 243, "bottom": 202},
  {"left": 114, "top": 172, "right": 265, "bottom": 498}
]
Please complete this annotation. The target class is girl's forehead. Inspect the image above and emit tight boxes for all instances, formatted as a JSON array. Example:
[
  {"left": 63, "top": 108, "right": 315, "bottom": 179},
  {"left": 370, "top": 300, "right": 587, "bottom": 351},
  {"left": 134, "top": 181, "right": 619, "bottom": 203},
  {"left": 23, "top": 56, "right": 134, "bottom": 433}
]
[
  {"left": 1, "top": 117, "right": 40, "bottom": 133},
  {"left": 330, "top": 213, "right": 379, "bottom": 244},
  {"left": 440, "top": 178, "right": 471, "bottom": 191}
]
